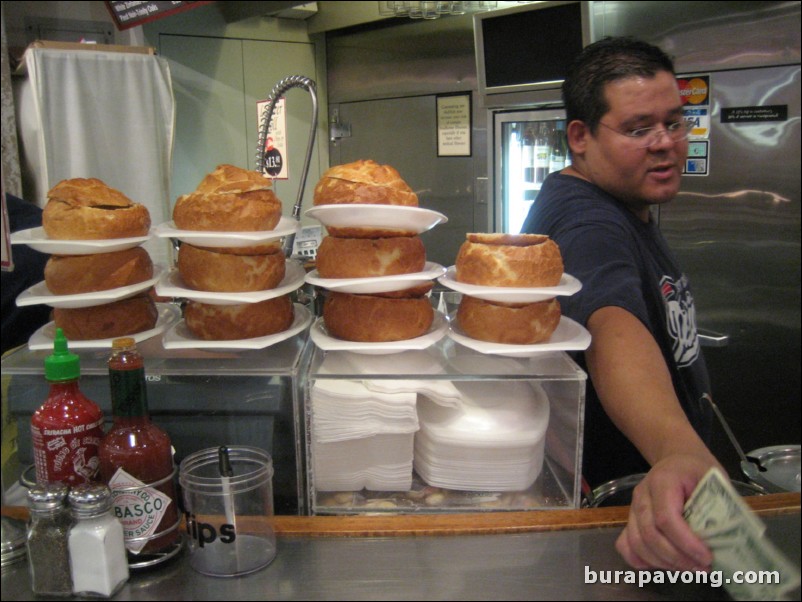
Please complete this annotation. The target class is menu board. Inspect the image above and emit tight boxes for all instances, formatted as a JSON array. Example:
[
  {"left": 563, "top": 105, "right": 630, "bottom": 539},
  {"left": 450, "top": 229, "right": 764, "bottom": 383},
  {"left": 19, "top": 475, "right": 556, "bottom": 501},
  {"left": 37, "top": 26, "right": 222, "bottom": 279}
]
[{"left": 105, "top": 1, "right": 213, "bottom": 30}]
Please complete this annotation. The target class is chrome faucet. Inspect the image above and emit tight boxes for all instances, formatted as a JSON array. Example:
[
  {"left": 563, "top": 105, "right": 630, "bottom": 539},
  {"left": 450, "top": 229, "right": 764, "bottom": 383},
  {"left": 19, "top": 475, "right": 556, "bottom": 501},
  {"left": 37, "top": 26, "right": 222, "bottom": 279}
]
[{"left": 256, "top": 75, "right": 318, "bottom": 257}]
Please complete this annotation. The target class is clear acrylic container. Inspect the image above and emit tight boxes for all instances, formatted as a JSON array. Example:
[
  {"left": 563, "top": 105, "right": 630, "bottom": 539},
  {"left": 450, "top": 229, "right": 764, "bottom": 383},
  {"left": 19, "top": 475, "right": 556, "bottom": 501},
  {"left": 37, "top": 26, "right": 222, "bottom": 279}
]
[{"left": 179, "top": 446, "right": 276, "bottom": 577}]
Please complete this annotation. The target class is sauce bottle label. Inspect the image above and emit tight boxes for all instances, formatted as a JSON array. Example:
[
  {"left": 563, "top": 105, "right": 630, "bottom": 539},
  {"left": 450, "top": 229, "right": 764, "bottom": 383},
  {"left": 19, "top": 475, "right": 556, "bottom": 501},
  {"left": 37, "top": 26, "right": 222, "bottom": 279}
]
[
  {"left": 108, "top": 467, "right": 173, "bottom": 554},
  {"left": 31, "top": 417, "right": 104, "bottom": 485}
]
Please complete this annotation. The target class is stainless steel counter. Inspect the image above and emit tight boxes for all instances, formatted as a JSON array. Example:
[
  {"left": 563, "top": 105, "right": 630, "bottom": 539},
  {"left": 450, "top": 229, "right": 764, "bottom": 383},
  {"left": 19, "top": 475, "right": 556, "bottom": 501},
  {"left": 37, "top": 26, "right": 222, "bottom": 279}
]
[{"left": 3, "top": 502, "right": 799, "bottom": 601}]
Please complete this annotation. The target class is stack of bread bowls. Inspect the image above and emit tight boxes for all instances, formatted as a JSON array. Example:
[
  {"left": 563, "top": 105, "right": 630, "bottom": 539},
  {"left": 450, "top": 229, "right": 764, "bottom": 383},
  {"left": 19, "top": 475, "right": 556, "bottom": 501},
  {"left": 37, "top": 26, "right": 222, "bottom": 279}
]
[
  {"left": 304, "top": 159, "right": 449, "bottom": 352},
  {"left": 153, "top": 164, "right": 312, "bottom": 348},
  {"left": 436, "top": 232, "right": 589, "bottom": 356},
  {"left": 13, "top": 178, "right": 175, "bottom": 348}
]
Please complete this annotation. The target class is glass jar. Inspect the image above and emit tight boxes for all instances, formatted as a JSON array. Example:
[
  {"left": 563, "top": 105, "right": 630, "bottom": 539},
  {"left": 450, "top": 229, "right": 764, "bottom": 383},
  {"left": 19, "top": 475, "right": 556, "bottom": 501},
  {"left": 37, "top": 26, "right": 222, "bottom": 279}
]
[
  {"left": 68, "top": 484, "right": 129, "bottom": 598},
  {"left": 26, "top": 483, "right": 73, "bottom": 596}
]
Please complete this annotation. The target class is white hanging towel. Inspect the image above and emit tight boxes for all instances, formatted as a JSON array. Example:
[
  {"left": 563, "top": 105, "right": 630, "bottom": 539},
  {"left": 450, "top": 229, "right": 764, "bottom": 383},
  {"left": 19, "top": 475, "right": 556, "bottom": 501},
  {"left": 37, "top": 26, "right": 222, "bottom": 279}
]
[{"left": 15, "top": 47, "right": 175, "bottom": 265}]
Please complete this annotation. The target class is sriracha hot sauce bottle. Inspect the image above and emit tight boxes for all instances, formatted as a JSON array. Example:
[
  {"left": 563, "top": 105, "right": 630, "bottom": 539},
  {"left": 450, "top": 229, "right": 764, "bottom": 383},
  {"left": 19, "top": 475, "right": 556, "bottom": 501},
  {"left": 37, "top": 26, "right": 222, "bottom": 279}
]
[
  {"left": 31, "top": 328, "right": 104, "bottom": 486},
  {"left": 98, "top": 337, "right": 180, "bottom": 561}
]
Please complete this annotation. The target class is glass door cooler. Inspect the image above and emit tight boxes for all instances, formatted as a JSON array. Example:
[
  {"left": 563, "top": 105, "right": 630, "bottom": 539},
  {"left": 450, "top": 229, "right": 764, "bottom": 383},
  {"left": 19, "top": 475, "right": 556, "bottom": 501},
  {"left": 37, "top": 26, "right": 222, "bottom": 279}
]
[{"left": 493, "top": 108, "right": 568, "bottom": 234}]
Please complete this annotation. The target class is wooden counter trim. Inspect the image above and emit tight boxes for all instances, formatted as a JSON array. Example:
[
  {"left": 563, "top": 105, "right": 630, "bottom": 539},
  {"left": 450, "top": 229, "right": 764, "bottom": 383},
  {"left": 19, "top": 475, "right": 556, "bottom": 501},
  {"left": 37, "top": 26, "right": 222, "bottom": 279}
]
[
  {"left": 4, "top": 492, "right": 798, "bottom": 538},
  {"left": 274, "top": 492, "right": 801, "bottom": 538}
]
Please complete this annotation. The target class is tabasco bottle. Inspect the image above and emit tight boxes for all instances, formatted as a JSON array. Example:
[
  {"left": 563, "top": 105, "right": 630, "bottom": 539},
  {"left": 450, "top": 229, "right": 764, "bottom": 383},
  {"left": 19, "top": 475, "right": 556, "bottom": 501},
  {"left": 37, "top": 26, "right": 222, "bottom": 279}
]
[
  {"left": 31, "top": 328, "right": 104, "bottom": 487},
  {"left": 98, "top": 337, "right": 180, "bottom": 561}
]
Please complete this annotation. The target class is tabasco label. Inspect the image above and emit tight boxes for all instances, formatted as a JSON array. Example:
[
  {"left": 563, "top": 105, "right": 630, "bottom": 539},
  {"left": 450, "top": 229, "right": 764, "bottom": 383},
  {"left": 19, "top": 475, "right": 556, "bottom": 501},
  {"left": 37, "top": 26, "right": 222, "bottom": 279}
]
[
  {"left": 31, "top": 417, "right": 104, "bottom": 486},
  {"left": 108, "top": 467, "right": 173, "bottom": 554}
]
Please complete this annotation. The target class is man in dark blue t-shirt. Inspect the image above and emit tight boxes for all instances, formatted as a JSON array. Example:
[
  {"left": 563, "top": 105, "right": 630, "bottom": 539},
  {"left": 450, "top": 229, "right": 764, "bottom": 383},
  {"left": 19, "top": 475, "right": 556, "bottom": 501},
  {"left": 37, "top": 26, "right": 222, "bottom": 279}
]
[
  {"left": 523, "top": 37, "right": 722, "bottom": 571},
  {"left": 2, "top": 194, "right": 51, "bottom": 355}
]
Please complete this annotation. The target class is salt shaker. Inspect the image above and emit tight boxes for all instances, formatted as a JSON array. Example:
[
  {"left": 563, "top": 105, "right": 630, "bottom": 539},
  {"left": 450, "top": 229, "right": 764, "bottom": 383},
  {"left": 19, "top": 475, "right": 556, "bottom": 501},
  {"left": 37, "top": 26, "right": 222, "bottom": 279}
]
[
  {"left": 67, "top": 484, "right": 129, "bottom": 598},
  {"left": 26, "top": 483, "right": 73, "bottom": 596}
]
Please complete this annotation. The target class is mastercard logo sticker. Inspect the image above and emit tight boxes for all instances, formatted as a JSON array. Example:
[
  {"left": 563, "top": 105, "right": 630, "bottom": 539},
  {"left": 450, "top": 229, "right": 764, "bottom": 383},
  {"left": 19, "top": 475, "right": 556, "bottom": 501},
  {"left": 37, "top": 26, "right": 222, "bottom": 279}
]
[{"left": 677, "top": 77, "right": 709, "bottom": 105}]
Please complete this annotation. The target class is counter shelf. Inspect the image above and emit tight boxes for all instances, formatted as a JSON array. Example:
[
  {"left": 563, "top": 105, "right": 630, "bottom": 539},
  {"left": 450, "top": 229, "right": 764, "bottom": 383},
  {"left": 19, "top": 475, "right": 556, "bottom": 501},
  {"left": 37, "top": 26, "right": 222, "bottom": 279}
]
[
  {"left": 2, "top": 329, "right": 312, "bottom": 515},
  {"left": 305, "top": 339, "right": 587, "bottom": 514}
]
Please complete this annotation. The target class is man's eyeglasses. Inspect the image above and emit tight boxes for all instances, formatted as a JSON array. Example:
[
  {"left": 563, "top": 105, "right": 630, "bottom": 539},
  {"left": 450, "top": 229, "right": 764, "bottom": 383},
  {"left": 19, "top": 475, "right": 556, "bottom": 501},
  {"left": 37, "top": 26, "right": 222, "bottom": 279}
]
[{"left": 597, "top": 120, "right": 694, "bottom": 148}]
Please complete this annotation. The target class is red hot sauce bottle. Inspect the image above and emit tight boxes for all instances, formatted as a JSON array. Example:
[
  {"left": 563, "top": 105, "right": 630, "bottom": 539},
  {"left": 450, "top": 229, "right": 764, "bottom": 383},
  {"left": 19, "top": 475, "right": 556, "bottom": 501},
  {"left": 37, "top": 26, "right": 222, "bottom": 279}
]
[
  {"left": 98, "top": 337, "right": 180, "bottom": 561},
  {"left": 31, "top": 328, "right": 104, "bottom": 486}
]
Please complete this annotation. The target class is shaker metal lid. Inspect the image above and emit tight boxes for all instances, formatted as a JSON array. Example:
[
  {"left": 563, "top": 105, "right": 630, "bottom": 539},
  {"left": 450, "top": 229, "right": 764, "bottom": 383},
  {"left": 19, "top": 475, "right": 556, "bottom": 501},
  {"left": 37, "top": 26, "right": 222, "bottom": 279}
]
[
  {"left": 27, "top": 482, "right": 69, "bottom": 510},
  {"left": 67, "top": 483, "right": 113, "bottom": 512}
]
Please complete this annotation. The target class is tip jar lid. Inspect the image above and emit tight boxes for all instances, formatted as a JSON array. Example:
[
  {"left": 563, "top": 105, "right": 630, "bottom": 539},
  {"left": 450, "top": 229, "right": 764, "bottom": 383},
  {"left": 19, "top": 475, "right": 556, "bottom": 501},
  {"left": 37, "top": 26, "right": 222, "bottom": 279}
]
[
  {"left": 27, "top": 483, "right": 70, "bottom": 510},
  {"left": 45, "top": 328, "right": 80, "bottom": 382},
  {"left": 67, "top": 484, "right": 113, "bottom": 514}
]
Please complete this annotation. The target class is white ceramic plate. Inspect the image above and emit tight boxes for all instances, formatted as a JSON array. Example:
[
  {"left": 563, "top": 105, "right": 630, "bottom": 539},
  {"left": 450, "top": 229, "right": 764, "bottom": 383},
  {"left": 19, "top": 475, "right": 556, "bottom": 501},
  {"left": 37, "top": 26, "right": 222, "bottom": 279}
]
[
  {"left": 310, "top": 311, "right": 448, "bottom": 355},
  {"left": 155, "top": 260, "right": 305, "bottom": 305},
  {"left": 16, "top": 266, "right": 165, "bottom": 309},
  {"left": 305, "top": 205, "right": 448, "bottom": 234},
  {"left": 10, "top": 227, "right": 152, "bottom": 255},
  {"left": 153, "top": 216, "right": 299, "bottom": 247},
  {"left": 162, "top": 303, "right": 312, "bottom": 350},
  {"left": 305, "top": 262, "right": 446, "bottom": 294},
  {"left": 438, "top": 266, "right": 582, "bottom": 303},
  {"left": 27, "top": 303, "right": 181, "bottom": 351},
  {"left": 447, "top": 316, "right": 591, "bottom": 357}
]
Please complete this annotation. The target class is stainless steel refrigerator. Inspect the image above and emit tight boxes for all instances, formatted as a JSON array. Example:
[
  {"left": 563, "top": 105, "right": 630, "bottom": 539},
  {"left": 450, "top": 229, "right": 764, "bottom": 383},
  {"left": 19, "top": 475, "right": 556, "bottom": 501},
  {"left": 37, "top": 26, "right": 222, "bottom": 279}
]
[{"left": 658, "top": 64, "right": 801, "bottom": 469}]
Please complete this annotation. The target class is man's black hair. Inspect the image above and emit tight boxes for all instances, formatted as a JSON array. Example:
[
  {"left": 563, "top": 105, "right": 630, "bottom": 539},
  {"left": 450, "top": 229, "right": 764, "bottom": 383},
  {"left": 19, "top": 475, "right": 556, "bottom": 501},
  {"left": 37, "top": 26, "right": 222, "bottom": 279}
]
[{"left": 562, "top": 37, "right": 676, "bottom": 132}]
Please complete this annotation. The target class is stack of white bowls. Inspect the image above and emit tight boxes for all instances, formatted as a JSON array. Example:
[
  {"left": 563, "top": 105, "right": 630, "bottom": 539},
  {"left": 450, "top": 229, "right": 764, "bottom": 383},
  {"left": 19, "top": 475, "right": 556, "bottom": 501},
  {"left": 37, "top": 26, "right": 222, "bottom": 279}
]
[{"left": 414, "top": 380, "right": 550, "bottom": 491}]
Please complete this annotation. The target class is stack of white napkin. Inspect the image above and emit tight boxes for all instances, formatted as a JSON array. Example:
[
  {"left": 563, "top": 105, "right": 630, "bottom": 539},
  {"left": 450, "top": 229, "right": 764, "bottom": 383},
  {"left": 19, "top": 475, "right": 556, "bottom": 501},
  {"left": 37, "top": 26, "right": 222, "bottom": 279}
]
[
  {"left": 414, "top": 381, "right": 550, "bottom": 491},
  {"left": 311, "top": 351, "right": 462, "bottom": 492},
  {"left": 311, "top": 379, "right": 417, "bottom": 491}
]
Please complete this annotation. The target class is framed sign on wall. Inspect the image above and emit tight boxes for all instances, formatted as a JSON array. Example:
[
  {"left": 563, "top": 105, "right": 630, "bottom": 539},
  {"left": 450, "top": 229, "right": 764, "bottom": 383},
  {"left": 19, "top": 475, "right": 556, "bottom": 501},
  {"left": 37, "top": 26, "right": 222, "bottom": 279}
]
[{"left": 436, "top": 93, "right": 471, "bottom": 157}]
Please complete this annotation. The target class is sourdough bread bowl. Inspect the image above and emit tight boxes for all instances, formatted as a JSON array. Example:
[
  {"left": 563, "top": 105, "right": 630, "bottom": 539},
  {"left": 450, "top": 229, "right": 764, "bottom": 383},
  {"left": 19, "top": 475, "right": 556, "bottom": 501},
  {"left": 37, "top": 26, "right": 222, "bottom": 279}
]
[
  {"left": 315, "top": 235, "right": 426, "bottom": 279},
  {"left": 53, "top": 294, "right": 158, "bottom": 341},
  {"left": 323, "top": 286, "right": 434, "bottom": 343},
  {"left": 43, "top": 178, "right": 151, "bottom": 240},
  {"left": 455, "top": 233, "right": 563, "bottom": 288},
  {"left": 172, "top": 164, "right": 282, "bottom": 232},
  {"left": 177, "top": 243, "right": 285, "bottom": 292},
  {"left": 184, "top": 295, "right": 294, "bottom": 340},
  {"left": 313, "top": 159, "right": 420, "bottom": 238},
  {"left": 457, "top": 295, "right": 561, "bottom": 345},
  {"left": 313, "top": 159, "right": 418, "bottom": 207},
  {"left": 44, "top": 247, "right": 153, "bottom": 295}
]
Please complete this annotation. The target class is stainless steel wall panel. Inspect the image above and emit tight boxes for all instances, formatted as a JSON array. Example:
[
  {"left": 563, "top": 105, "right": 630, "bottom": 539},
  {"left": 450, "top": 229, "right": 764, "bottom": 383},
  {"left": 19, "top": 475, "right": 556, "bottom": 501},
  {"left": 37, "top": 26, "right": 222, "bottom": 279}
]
[{"left": 594, "top": 1, "right": 801, "bottom": 73}]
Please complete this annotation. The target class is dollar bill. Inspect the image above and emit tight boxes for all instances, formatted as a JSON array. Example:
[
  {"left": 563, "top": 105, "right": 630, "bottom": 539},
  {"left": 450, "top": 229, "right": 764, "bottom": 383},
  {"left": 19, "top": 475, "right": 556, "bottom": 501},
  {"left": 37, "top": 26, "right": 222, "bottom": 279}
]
[
  {"left": 683, "top": 467, "right": 801, "bottom": 601},
  {"left": 684, "top": 467, "right": 765, "bottom": 537}
]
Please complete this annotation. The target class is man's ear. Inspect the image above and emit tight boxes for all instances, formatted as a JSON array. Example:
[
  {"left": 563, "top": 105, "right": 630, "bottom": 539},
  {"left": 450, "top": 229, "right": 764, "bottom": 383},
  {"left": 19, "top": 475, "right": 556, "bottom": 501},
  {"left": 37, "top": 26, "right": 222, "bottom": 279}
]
[{"left": 566, "top": 120, "right": 589, "bottom": 157}]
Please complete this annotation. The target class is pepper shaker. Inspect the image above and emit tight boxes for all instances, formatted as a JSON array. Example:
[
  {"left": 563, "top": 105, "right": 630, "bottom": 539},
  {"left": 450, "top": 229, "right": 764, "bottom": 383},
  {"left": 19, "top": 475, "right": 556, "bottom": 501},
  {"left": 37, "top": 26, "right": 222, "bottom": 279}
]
[
  {"left": 67, "top": 484, "right": 129, "bottom": 598},
  {"left": 26, "top": 483, "right": 73, "bottom": 596}
]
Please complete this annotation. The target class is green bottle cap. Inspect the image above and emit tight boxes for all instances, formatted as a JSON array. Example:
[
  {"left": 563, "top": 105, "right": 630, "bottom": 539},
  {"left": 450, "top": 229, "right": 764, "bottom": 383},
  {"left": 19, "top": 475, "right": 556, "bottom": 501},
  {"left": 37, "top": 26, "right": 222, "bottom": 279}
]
[{"left": 44, "top": 328, "right": 80, "bottom": 382}]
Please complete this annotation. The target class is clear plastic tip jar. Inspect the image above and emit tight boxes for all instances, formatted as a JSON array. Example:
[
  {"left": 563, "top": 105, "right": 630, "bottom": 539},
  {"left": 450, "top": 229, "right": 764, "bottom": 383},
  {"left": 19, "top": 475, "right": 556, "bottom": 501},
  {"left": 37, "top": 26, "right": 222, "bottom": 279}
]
[{"left": 179, "top": 446, "right": 276, "bottom": 577}]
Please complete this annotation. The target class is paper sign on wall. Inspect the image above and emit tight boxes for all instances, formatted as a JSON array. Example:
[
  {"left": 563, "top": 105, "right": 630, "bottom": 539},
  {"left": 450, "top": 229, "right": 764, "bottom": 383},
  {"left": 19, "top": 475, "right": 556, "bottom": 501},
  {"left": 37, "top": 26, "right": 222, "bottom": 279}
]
[
  {"left": 437, "top": 94, "right": 472, "bottom": 157},
  {"left": 257, "top": 98, "right": 289, "bottom": 180}
]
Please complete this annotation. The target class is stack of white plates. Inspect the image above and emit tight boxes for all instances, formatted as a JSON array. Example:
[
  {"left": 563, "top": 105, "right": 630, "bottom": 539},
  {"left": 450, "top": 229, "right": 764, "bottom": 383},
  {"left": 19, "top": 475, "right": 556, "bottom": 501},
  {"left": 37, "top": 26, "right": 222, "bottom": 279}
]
[
  {"left": 414, "top": 381, "right": 550, "bottom": 491},
  {"left": 310, "top": 379, "right": 419, "bottom": 491}
]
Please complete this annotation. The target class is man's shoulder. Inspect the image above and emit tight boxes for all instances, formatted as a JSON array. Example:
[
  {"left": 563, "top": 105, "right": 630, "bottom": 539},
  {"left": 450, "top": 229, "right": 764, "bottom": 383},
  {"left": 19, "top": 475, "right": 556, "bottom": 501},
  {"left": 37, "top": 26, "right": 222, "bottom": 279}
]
[
  {"left": 529, "top": 174, "right": 628, "bottom": 232},
  {"left": 541, "top": 174, "right": 618, "bottom": 209}
]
